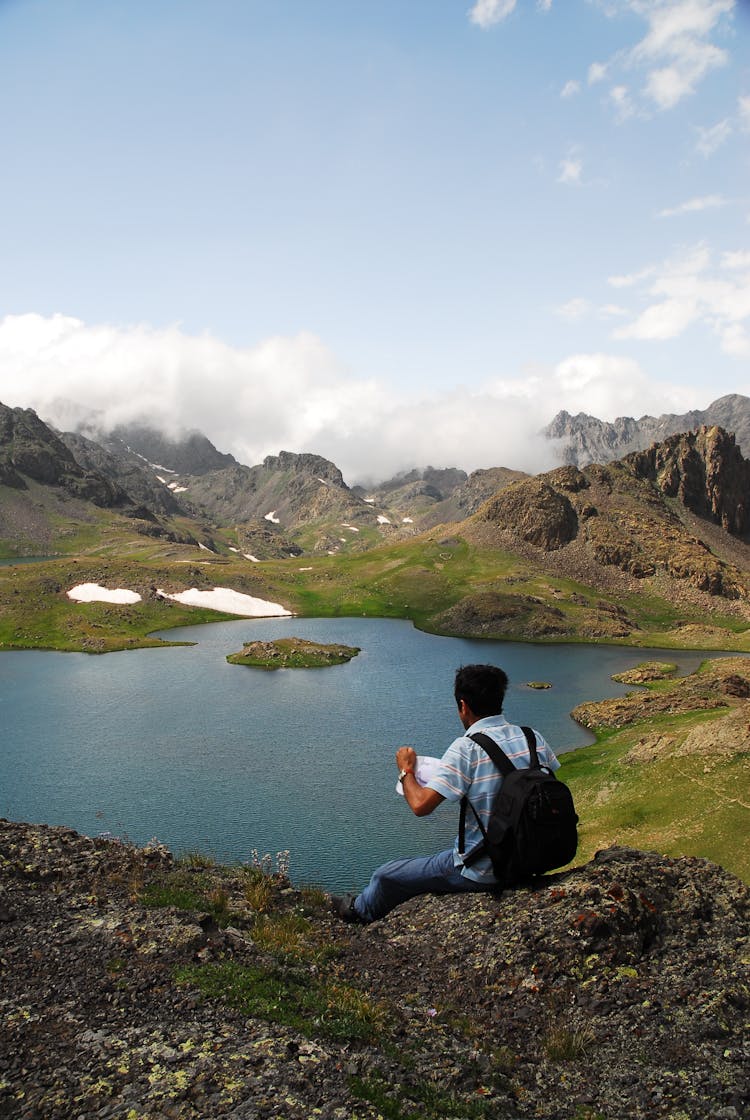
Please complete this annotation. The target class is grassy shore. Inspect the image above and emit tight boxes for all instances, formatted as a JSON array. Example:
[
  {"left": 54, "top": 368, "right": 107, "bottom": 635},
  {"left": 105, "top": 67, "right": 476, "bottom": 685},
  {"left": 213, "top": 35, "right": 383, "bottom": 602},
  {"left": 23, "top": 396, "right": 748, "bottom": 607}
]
[
  {"left": 560, "top": 658, "right": 750, "bottom": 884},
  {"left": 1, "top": 535, "right": 748, "bottom": 654}
]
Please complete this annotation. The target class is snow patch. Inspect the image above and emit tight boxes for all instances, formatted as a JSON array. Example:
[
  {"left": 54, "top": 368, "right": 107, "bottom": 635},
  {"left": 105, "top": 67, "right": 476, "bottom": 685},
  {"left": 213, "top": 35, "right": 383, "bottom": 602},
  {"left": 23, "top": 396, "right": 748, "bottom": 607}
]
[
  {"left": 243, "top": 554, "right": 260, "bottom": 562},
  {"left": 264, "top": 511, "right": 280, "bottom": 524},
  {"left": 198, "top": 542, "right": 215, "bottom": 553},
  {"left": 157, "top": 586, "right": 291, "bottom": 616},
  {"left": 341, "top": 524, "right": 359, "bottom": 532},
  {"left": 402, "top": 517, "right": 414, "bottom": 524},
  {"left": 228, "top": 547, "right": 239, "bottom": 553},
  {"left": 363, "top": 497, "right": 375, "bottom": 504},
  {"left": 299, "top": 566, "right": 313, "bottom": 571},
  {"left": 67, "top": 583, "right": 142, "bottom": 605},
  {"left": 377, "top": 515, "right": 391, "bottom": 525}
]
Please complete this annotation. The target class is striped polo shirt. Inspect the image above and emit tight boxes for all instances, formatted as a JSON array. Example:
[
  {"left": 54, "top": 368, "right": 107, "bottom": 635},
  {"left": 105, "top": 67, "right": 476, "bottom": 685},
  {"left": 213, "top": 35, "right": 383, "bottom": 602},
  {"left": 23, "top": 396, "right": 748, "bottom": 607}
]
[{"left": 427, "top": 714, "right": 560, "bottom": 883}]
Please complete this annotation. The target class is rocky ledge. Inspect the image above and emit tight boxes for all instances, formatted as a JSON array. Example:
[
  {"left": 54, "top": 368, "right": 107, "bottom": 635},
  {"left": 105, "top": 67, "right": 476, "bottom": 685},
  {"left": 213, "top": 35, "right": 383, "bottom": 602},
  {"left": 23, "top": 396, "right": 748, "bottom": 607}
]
[{"left": 0, "top": 820, "right": 748, "bottom": 1120}]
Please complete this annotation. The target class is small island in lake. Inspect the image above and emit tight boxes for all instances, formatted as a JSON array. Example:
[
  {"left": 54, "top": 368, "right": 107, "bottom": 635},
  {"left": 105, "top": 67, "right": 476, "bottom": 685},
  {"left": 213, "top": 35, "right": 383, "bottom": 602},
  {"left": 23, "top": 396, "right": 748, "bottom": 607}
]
[
  {"left": 611, "top": 661, "right": 677, "bottom": 685},
  {"left": 227, "top": 637, "right": 360, "bottom": 670}
]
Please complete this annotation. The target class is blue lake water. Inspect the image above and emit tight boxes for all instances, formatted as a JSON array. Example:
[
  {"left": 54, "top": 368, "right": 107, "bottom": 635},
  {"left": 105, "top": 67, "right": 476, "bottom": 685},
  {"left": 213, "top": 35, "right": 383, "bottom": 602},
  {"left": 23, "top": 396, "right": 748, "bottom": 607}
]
[{"left": 0, "top": 616, "right": 725, "bottom": 890}]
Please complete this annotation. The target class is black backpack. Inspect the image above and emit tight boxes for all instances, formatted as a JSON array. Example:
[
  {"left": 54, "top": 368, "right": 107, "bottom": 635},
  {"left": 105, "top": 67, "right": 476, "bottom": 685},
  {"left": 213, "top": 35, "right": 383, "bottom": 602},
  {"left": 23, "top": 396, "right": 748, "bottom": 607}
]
[{"left": 459, "top": 726, "right": 578, "bottom": 885}]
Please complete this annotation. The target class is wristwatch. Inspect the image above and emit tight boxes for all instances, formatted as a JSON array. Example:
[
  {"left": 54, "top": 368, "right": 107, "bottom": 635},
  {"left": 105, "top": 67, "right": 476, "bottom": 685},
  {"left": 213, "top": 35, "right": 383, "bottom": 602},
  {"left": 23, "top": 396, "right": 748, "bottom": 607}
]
[{"left": 398, "top": 768, "right": 413, "bottom": 785}]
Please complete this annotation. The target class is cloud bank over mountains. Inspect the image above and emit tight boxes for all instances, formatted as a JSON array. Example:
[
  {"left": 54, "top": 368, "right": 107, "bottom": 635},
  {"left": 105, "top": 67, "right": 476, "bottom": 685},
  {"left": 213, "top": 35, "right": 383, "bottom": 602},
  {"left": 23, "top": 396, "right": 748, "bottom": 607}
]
[{"left": 0, "top": 312, "right": 709, "bottom": 485}]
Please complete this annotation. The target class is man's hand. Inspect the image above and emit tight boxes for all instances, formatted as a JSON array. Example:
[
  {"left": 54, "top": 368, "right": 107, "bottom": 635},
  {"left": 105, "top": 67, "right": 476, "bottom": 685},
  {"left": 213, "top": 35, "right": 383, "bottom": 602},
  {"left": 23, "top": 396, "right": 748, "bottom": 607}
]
[
  {"left": 395, "top": 746, "right": 417, "bottom": 771},
  {"left": 395, "top": 745, "right": 444, "bottom": 817}
]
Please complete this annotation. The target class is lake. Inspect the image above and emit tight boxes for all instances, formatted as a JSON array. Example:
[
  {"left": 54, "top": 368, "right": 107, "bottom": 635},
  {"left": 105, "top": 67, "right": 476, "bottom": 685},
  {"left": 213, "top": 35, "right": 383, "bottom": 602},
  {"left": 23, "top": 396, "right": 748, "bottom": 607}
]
[{"left": 0, "top": 616, "right": 721, "bottom": 890}]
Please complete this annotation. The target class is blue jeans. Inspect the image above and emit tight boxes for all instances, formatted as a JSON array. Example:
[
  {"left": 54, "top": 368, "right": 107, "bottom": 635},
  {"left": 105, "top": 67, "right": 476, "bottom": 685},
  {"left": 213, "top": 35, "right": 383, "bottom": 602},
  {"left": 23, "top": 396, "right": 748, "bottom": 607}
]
[{"left": 353, "top": 847, "right": 497, "bottom": 923}]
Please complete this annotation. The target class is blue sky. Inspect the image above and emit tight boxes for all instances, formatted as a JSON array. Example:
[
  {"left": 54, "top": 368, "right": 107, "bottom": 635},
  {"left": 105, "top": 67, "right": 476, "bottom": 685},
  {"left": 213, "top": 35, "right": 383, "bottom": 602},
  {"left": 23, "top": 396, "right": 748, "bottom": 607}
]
[{"left": 0, "top": 0, "right": 748, "bottom": 481}]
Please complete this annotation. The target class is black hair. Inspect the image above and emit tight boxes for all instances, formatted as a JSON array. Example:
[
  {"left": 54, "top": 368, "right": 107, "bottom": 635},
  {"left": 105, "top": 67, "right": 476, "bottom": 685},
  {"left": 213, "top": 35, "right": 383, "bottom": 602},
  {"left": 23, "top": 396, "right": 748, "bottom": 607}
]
[{"left": 454, "top": 664, "right": 508, "bottom": 717}]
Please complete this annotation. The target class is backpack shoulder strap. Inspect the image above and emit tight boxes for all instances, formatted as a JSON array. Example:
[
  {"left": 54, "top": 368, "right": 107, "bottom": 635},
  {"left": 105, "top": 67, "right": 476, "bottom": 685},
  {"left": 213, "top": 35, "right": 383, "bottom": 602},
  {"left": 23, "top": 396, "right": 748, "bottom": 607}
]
[
  {"left": 468, "top": 731, "right": 515, "bottom": 775},
  {"left": 459, "top": 731, "right": 513, "bottom": 858},
  {"left": 459, "top": 728, "right": 541, "bottom": 857},
  {"left": 520, "top": 725, "right": 540, "bottom": 768}
]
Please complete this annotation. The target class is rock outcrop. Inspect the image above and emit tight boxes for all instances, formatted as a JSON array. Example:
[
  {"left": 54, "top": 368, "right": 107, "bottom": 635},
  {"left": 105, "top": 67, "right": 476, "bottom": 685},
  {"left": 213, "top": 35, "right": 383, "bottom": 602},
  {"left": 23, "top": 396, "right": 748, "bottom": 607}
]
[
  {"left": 0, "top": 820, "right": 747, "bottom": 1119},
  {"left": 626, "top": 425, "right": 750, "bottom": 537},
  {"left": 471, "top": 425, "right": 750, "bottom": 600},
  {"left": 479, "top": 478, "right": 579, "bottom": 550}
]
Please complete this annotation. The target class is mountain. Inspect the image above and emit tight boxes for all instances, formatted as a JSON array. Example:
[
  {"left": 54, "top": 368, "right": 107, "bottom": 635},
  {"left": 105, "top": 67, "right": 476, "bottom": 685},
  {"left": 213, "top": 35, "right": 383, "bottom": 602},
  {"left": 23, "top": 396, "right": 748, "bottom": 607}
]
[
  {"left": 434, "top": 424, "right": 750, "bottom": 642},
  {"left": 0, "top": 402, "right": 206, "bottom": 553},
  {"left": 59, "top": 429, "right": 186, "bottom": 517},
  {"left": 354, "top": 465, "right": 526, "bottom": 529},
  {"left": 0, "top": 402, "right": 126, "bottom": 507},
  {"left": 479, "top": 425, "right": 749, "bottom": 594},
  {"left": 546, "top": 393, "right": 750, "bottom": 466},
  {"left": 108, "top": 422, "right": 238, "bottom": 476}
]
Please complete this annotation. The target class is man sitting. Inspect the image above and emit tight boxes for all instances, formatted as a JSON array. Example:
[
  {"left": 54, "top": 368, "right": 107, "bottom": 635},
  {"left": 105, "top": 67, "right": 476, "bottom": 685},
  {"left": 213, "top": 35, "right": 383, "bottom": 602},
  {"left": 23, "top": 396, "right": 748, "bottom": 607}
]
[{"left": 332, "top": 662, "right": 560, "bottom": 923}]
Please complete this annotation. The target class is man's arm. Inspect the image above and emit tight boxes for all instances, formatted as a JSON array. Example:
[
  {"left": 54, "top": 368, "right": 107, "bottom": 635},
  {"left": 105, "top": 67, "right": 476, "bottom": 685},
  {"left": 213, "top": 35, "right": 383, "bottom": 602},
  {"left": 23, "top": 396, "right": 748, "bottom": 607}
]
[{"left": 395, "top": 746, "right": 445, "bottom": 818}]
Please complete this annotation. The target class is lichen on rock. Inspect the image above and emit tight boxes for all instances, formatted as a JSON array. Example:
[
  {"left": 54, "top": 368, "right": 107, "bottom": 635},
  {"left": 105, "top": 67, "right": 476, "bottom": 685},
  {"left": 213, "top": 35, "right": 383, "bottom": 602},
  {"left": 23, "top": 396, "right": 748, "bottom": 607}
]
[{"left": 1, "top": 820, "right": 748, "bottom": 1119}]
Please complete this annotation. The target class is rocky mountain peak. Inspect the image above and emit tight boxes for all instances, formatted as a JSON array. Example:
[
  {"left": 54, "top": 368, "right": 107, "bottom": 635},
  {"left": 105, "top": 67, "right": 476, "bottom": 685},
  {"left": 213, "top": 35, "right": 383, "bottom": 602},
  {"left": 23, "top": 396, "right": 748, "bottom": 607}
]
[
  {"left": 110, "top": 423, "right": 237, "bottom": 476},
  {"left": 545, "top": 393, "right": 750, "bottom": 466},
  {"left": 261, "top": 450, "right": 347, "bottom": 488},
  {"left": 626, "top": 425, "right": 750, "bottom": 537},
  {"left": 0, "top": 401, "right": 124, "bottom": 506}
]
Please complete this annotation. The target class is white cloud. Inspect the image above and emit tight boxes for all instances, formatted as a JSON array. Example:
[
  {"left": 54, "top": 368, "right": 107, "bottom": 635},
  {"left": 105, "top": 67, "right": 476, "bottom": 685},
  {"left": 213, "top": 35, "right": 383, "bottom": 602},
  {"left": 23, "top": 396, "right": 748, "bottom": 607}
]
[
  {"left": 580, "top": 0, "right": 735, "bottom": 115},
  {"left": 468, "top": 0, "right": 553, "bottom": 26},
  {"left": 722, "top": 250, "right": 750, "bottom": 271},
  {"left": 549, "top": 352, "right": 699, "bottom": 419},
  {"left": 556, "top": 298, "right": 592, "bottom": 321},
  {"left": 658, "top": 193, "right": 727, "bottom": 216},
  {"left": 738, "top": 95, "right": 750, "bottom": 132},
  {"left": 557, "top": 155, "right": 583, "bottom": 184},
  {"left": 608, "top": 265, "right": 657, "bottom": 288},
  {"left": 695, "top": 117, "right": 733, "bottom": 156},
  {"left": 556, "top": 298, "right": 631, "bottom": 322},
  {"left": 613, "top": 243, "right": 750, "bottom": 354},
  {"left": 561, "top": 79, "right": 581, "bottom": 98},
  {"left": 468, "top": 0, "right": 517, "bottom": 28},
  {"left": 631, "top": 0, "right": 734, "bottom": 109},
  {"left": 719, "top": 323, "right": 750, "bottom": 357},
  {"left": 610, "top": 84, "right": 635, "bottom": 119},
  {"left": 0, "top": 312, "right": 713, "bottom": 482},
  {"left": 616, "top": 297, "right": 699, "bottom": 340}
]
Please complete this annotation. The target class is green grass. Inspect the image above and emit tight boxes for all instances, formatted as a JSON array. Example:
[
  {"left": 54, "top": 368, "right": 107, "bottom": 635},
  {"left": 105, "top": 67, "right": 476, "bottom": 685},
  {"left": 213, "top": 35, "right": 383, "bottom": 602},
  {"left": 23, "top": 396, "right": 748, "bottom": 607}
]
[
  {"left": 559, "top": 705, "right": 750, "bottom": 883},
  {"left": 1, "top": 526, "right": 749, "bottom": 655},
  {"left": 349, "top": 1076, "right": 499, "bottom": 1119},
  {"left": 174, "top": 960, "right": 387, "bottom": 1041},
  {"left": 139, "top": 869, "right": 237, "bottom": 924},
  {"left": 543, "top": 1023, "right": 596, "bottom": 1061}
]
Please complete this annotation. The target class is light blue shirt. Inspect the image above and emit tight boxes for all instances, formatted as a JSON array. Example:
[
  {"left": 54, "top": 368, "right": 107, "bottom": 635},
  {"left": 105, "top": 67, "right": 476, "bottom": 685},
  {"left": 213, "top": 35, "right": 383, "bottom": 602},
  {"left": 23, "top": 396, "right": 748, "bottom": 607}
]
[{"left": 427, "top": 714, "right": 560, "bottom": 883}]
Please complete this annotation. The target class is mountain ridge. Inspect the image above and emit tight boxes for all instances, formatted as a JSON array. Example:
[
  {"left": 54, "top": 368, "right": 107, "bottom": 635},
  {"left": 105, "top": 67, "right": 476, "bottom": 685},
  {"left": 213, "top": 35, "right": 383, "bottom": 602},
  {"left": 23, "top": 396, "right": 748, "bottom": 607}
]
[{"left": 545, "top": 392, "right": 750, "bottom": 466}]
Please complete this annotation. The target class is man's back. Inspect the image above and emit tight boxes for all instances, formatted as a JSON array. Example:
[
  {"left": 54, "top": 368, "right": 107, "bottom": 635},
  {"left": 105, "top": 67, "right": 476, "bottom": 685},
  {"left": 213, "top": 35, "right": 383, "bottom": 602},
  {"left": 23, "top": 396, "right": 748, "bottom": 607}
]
[{"left": 427, "top": 713, "right": 560, "bottom": 882}]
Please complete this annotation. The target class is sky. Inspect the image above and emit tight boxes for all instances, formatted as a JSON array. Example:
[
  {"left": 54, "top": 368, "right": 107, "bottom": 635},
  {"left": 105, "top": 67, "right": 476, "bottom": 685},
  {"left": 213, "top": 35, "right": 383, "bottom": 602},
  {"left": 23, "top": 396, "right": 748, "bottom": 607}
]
[{"left": 0, "top": 0, "right": 748, "bottom": 483}]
